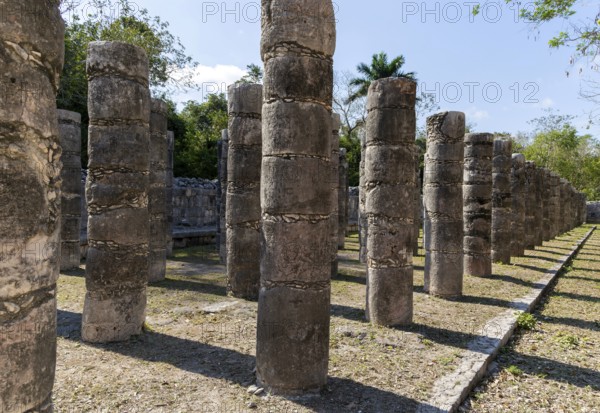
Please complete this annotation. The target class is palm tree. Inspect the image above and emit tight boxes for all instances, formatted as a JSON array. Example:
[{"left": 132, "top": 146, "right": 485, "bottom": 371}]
[{"left": 347, "top": 52, "right": 417, "bottom": 102}]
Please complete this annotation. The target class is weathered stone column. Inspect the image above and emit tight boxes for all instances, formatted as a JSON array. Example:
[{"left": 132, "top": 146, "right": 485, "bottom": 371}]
[
  {"left": 149, "top": 99, "right": 168, "bottom": 283},
  {"left": 257, "top": 0, "right": 336, "bottom": 394},
  {"left": 424, "top": 112, "right": 465, "bottom": 297},
  {"left": 329, "top": 113, "right": 340, "bottom": 277},
  {"left": 510, "top": 154, "right": 526, "bottom": 256},
  {"left": 491, "top": 138, "right": 512, "bottom": 264},
  {"left": 534, "top": 167, "right": 544, "bottom": 246},
  {"left": 0, "top": 1, "right": 64, "bottom": 410},
  {"left": 548, "top": 172, "right": 561, "bottom": 239},
  {"left": 58, "top": 110, "right": 82, "bottom": 270},
  {"left": 166, "top": 131, "right": 174, "bottom": 256},
  {"left": 365, "top": 78, "right": 416, "bottom": 326},
  {"left": 226, "top": 83, "right": 262, "bottom": 300},
  {"left": 463, "top": 133, "right": 493, "bottom": 277},
  {"left": 541, "top": 169, "right": 552, "bottom": 242},
  {"left": 359, "top": 135, "right": 368, "bottom": 263},
  {"left": 338, "top": 148, "right": 349, "bottom": 249},
  {"left": 559, "top": 178, "right": 569, "bottom": 234},
  {"left": 217, "top": 129, "right": 228, "bottom": 264},
  {"left": 413, "top": 147, "right": 422, "bottom": 256},
  {"left": 83, "top": 41, "right": 150, "bottom": 343},
  {"left": 524, "top": 161, "right": 537, "bottom": 250}
]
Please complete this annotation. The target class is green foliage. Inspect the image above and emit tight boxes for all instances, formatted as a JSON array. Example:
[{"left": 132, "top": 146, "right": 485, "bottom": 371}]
[
  {"left": 339, "top": 131, "right": 361, "bottom": 187},
  {"left": 522, "top": 111, "right": 600, "bottom": 200},
  {"left": 554, "top": 331, "right": 580, "bottom": 348},
  {"left": 502, "top": 1, "right": 599, "bottom": 73},
  {"left": 506, "top": 365, "right": 524, "bottom": 376},
  {"left": 174, "top": 94, "right": 228, "bottom": 179},
  {"left": 58, "top": 0, "right": 208, "bottom": 175},
  {"left": 516, "top": 313, "right": 537, "bottom": 330},
  {"left": 237, "top": 64, "right": 264, "bottom": 84},
  {"left": 348, "top": 52, "right": 417, "bottom": 102}
]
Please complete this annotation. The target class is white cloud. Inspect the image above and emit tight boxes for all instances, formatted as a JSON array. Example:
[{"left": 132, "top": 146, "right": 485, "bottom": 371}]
[
  {"left": 465, "top": 107, "right": 490, "bottom": 121},
  {"left": 534, "top": 98, "right": 554, "bottom": 109}
]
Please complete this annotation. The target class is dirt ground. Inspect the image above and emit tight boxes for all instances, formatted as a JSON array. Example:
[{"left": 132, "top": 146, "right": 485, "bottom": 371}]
[
  {"left": 53, "top": 226, "right": 593, "bottom": 412},
  {"left": 462, "top": 227, "right": 600, "bottom": 413}
]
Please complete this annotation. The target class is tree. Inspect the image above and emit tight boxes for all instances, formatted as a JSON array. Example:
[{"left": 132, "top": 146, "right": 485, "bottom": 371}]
[
  {"left": 175, "top": 94, "right": 228, "bottom": 178},
  {"left": 58, "top": 0, "right": 199, "bottom": 168},
  {"left": 497, "top": 1, "right": 600, "bottom": 122},
  {"left": 522, "top": 111, "right": 600, "bottom": 199},
  {"left": 500, "top": 1, "right": 600, "bottom": 63},
  {"left": 347, "top": 52, "right": 417, "bottom": 102},
  {"left": 237, "top": 64, "right": 264, "bottom": 84}
]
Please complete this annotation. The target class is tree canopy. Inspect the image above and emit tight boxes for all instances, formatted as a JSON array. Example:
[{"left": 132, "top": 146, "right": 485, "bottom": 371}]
[{"left": 347, "top": 52, "right": 417, "bottom": 102}]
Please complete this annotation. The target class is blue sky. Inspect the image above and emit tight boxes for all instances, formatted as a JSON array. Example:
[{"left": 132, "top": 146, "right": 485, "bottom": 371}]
[{"left": 65, "top": 0, "right": 600, "bottom": 136}]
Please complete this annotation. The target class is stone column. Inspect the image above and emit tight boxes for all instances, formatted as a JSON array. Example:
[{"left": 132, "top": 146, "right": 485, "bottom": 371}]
[
  {"left": 559, "top": 179, "right": 569, "bottom": 234},
  {"left": 463, "top": 133, "right": 493, "bottom": 277},
  {"left": 83, "top": 41, "right": 150, "bottom": 343},
  {"left": 329, "top": 113, "right": 340, "bottom": 277},
  {"left": 491, "top": 138, "right": 512, "bottom": 264},
  {"left": 424, "top": 112, "right": 465, "bottom": 297},
  {"left": 413, "top": 148, "right": 422, "bottom": 256},
  {"left": 359, "top": 135, "right": 368, "bottom": 263},
  {"left": 58, "top": 110, "right": 82, "bottom": 271},
  {"left": 541, "top": 169, "right": 552, "bottom": 242},
  {"left": 166, "top": 131, "right": 174, "bottom": 256},
  {"left": 365, "top": 78, "right": 416, "bottom": 326},
  {"left": 226, "top": 83, "right": 262, "bottom": 300},
  {"left": 149, "top": 99, "right": 168, "bottom": 283},
  {"left": 0, "top": 1, "right": 64, "bottom": 410},
  {"left": 256, "top": 0, "right": 336, "bottom": 394},
  {"left": 548, "top": 172, "right": 561, "bottom": 239},
  {"left": 534, "top": 167, "right": 545, "bottom": 246},
  {"left": 217, "top": 129, "right": 228, "bottom": 264},
  {"left": 338, "top": 148, "right": 348, "bottom": 249},
  {"left": 510, "top": 154, "right": 526, "bottom": 256},
  {"left": 524, "top": 161, "right": 537, "bottom": 250}
]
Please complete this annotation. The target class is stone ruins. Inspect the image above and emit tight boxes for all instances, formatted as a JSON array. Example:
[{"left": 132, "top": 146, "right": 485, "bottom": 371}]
[
  {"left": 330, "top": 113, "right": 341, "bottom": 277},
  {"left": 491, "top": 138, "right": 512, "bottom": 264},
  {"left": 364, "top": 77, "right": 416, "bottom": 326},
  {"left": 58, "top": 110, "right": 82, "bottom": 271},
  {"left": 149, "top": 99, "right": 169, "bottom": 283},
  {"left": 463, "top": 133, "right": 493, "bottom": 277},
  {"left": 255, "top": 0, "right": 336, "bottom": 394},
  {"left": 510, "top": 154, "right": 527, "bottom": 257},
  {"left": 0, "top": 1, "right": 64, "bottom": 411},
  {"left": 226, "top": 83, "right": 262, "bottom": 299},
  {"left": 82, "top": 41, "right": 150, "bottom": 343},
  {"left": 1, "top": 0, "right": 594, "bottom": 409},
  {"left": 424, "top": 111, "right": 466, "bottom": 297}
]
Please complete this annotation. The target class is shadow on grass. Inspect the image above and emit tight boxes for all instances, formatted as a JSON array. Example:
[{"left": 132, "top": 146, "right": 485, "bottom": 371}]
[
  {"left": 333, "top": 273, "right": 366, "bottom": 285},
  {"left": 541, "top": 316, "right": 600, "bottom": 332},
  {"left": 169, "top": 245, "right": 221, "bottom": 265},
  {"left": 513, "top": 263, "right": 551, "bottom": 274},
  {"left": 504, "top": 352, "right": 600, "bottom": 390},
  {"left": 60, "top": 267, "right": 85, "bottom": 278},
  {"left": 151, "top": 277, "right": 227, "bottom": 297},
  {"left": 57, "top": 310, "right": 430, "bottom": 412},
  {"left": 331, "top": 304, "right": 366, "bottom": 322},
  {"left": 551, "top": 291, "right": 600, "bottom": 304},
  {"left": 565, "top": 275, "right": 600, "bottom": 283},
  {"left": 481, "top": 274, "right": 541, "bottom": 288}
]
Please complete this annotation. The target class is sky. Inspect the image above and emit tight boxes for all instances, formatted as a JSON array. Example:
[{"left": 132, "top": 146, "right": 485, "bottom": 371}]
[{"left": 63, "top": 0, "right": 600, "bottom": 136}]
